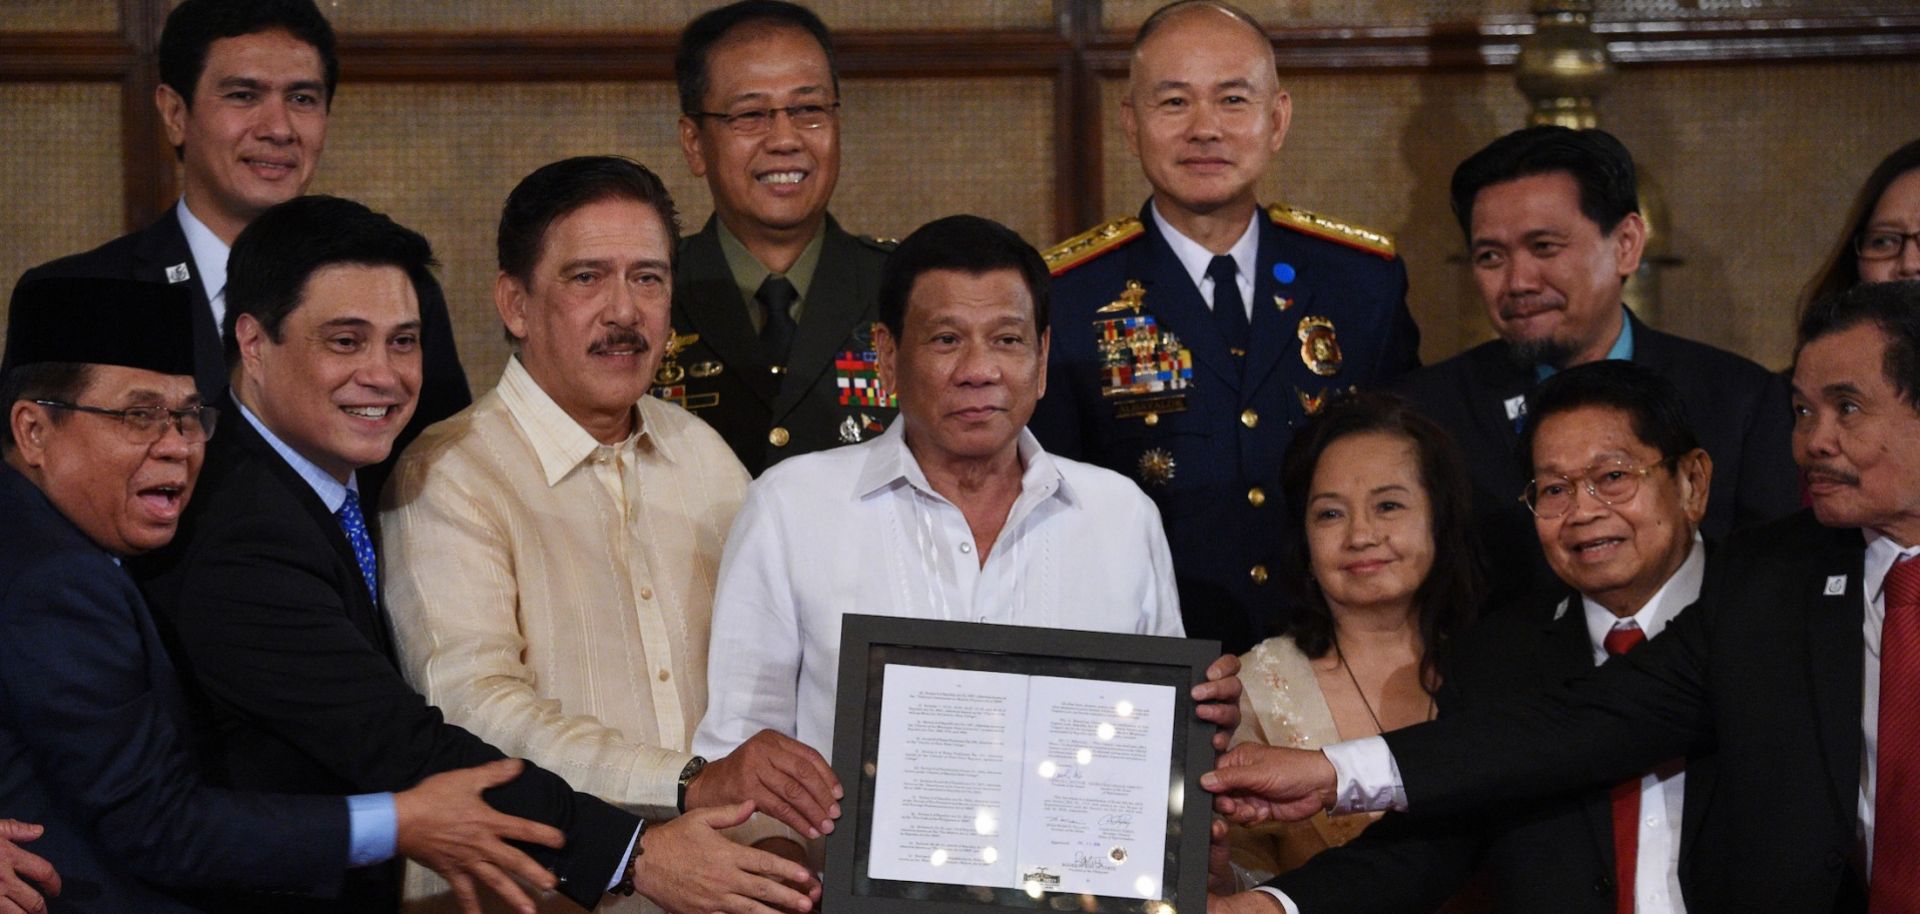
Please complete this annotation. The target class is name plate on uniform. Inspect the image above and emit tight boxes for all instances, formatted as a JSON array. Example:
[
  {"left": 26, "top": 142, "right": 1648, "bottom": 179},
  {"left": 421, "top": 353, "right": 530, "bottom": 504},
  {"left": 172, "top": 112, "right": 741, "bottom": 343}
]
[
  {"left": 824, "top": 615, "right": 1219, "bottom": 914},
  {"left": 1113, "top": 396, "right": 1189, "bottom": 421}
]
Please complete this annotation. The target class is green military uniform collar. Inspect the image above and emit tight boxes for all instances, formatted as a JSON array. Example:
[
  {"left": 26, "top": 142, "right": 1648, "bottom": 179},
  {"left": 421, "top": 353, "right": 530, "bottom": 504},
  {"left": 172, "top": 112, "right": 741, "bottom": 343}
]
[{"left": 716, "top": 217, "right": 827, "bottom": 334}]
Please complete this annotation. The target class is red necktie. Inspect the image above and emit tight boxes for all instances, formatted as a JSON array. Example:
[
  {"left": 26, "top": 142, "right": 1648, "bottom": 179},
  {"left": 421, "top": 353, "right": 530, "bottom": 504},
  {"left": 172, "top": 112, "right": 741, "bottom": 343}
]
[
  {"left": 1605, "top": 622, "right": 1648, "bottom": 914},
  {"left": 1872, "top": 555, "right": 1920, "bottom": 912}
]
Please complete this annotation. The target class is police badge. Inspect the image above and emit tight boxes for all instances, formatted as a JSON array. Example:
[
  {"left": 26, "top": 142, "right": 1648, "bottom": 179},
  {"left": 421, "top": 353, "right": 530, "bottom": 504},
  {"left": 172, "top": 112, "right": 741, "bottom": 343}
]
[{"left": 1297, "top": 315, "right": 1343, "bottom": 377}]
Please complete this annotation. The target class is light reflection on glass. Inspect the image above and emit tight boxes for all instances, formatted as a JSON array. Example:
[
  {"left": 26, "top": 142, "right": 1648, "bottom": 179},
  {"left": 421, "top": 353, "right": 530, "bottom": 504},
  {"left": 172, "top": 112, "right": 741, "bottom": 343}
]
[
  {"left": 1116, "top": 699, "right": 1135, "bottom": 717},
  {"left": 929, "top": 848, "right": 949, "bottom": 867},
  {"left": 974, "top": 809, "right": 998, "bottom": 835},
  {"left": 1134, "top": 875, "right": 1158, "bottom": 897},
  {"left": 1037, "top": 759, "right": 1058, "bottom": 778},
  {"left": 982, "top": 846, "right": 999, "bottom": 863},
  {"left": 1076, "top": 747, "right": 1093, "bottom": 765},
  {"left": 1096, "top": 722, "right": 1116, "bottom": 741}
]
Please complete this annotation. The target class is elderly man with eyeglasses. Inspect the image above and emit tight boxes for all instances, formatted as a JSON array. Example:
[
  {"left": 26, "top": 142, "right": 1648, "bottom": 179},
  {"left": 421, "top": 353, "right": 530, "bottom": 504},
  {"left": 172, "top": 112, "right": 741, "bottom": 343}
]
[{"left": 665, "top": 0, "right": 899, "bottom": 474}]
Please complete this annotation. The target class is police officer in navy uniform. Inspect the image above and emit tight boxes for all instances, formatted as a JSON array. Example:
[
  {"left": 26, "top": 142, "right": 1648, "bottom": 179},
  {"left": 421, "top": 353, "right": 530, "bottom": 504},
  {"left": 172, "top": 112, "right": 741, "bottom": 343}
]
[
  {"left": 1031, "top": 0, "right": 1420, "bottom": 653},
  {"left": 666, "top": 0, "right": 896, "bottom": 475}
]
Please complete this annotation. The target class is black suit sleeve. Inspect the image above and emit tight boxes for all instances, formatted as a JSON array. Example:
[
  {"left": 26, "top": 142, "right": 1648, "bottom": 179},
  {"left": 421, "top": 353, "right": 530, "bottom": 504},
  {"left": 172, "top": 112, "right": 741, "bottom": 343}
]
[
  {"left": 1375, "top": 256, "right": 1422, "bottom": 382},
  {"left": 1732, "top": 368, "right": 1800, "bottom": 529},
  {"left": 1264, "top": 812, "right": 1481, "bottom": 914},
  {"left": 1385, "top": 591, "right": 1716, "bottom": 818},
  {"left": 152, "top": 504, "right": 633, "bottom": 909},
  {"left": 0, "top": 561, "right": 347, "bottom": 894}
]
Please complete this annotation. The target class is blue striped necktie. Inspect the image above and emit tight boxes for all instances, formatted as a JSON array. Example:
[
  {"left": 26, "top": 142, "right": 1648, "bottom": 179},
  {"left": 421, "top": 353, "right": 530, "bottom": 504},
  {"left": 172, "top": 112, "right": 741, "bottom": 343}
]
[{"left": 335, "top": 490, "right": 379, "bottom": 600}]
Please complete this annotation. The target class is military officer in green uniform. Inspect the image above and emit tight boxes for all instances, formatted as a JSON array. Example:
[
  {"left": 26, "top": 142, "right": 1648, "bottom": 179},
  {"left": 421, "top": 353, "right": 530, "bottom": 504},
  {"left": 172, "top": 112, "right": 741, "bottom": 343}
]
[
  {"left": 1031, "top": 0, "right": 1422, "bottom": 653},
  {"left": 667, "top": 0, "right": 895, "bottom": 475}
]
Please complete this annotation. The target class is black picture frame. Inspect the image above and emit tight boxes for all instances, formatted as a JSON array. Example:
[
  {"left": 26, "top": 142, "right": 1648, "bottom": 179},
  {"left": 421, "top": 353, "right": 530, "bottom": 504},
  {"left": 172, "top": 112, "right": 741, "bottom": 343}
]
[{"left": 824, "top": 613, "right": 1222, "bottom": 914}]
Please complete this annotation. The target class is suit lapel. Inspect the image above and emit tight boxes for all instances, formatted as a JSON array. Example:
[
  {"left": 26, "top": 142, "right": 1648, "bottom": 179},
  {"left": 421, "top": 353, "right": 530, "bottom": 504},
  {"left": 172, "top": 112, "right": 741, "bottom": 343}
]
[
  {"left": 1546, "top": 596, "right": 1626, "bottom": 874},
  {"left": 132, "top": 213, "right": 227, "bottom": 399},
  {"left": 1133, "top": 210, "right": 1240, "bottom": 393},
  {"left": 1465, "top": 340, "right": 1532, "bottom": 457},
  {"left": 678, "top": 220, "right": 776, "bottom": 406},
  {"left": 1242, "top": 218, "right": 1300, "bottom": 397},
  {"left": 772, "top": 218, "right": 867, "bottom": 419},
  {"left": 1804, "top": 526, "right": 1868, "bottom": 828}
]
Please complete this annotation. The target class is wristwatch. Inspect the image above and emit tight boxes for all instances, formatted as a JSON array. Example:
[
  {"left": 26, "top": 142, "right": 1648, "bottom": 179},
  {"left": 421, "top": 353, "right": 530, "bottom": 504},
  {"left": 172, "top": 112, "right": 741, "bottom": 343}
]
[{"left": 677, "top": 755, "right": 708, "bottom": 813}]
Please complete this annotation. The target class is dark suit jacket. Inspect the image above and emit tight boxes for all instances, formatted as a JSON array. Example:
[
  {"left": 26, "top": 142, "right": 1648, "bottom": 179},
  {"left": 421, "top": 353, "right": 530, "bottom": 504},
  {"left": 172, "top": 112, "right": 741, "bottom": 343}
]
[
  {"left": 5, "top": 207, "right": 473, "bottom": 503},
  {"left": 1033, "top": 202, "right": 1421, "bottom": 653},
  {"left": 0, "top": 464, "right": 347, "bottom": 913},
  {"left": 668, "top": 214, "right": 895, "bottom": 475},
  {"left": 130, "top": 409, "right": 637, "bottom": 913},
  {"left": 1384, "top": 511, "right": 1869, "bottom": 912},
  {"left": 1271, "top": 585, "right": 1713, "bottom": 913},
  {"left": 1396, "top": 312, "right": 1798, "bottom": 612}
]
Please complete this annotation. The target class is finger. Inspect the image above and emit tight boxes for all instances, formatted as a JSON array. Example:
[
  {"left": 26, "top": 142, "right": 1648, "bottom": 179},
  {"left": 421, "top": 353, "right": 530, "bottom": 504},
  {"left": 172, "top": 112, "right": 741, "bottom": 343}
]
[
  {"left": 469, "top": 859, "right": 537, "bottom": 914},
  {"left": 694, "top": 800, "right": 759, "bottom": 831},
  {"left": 1213, "top": 730, "right": 1232, "bottom": 752},
  {"left": 1206, "top": 653, "right": 1240, "bottom": 681},
  {"left": 470, "top": 757, "right": 527, "bottom": 789},
  {"left": 786, "top": 739, "right": 844, "bottom": 802},
  {"left": 0, "top": 880, "right": 46, "bottom": 914},
  {"left": 5, "top": 847, "right": 60, "bottom": 896},
  {"left": 753, "top": 787, "right": 823, "bottom": 839},
  {"left": 0, "top": 822, "right": 42, "bottom": 841},
  {"left": 480, "top": 835, "right": 559, "bottom": 892},
  {"left": 447, "top": 872, "right": 479, "bottom": 914},
  {"left": 482, "top": 811, "right": 566, "bottom": 851},
  {"left": 736, "top": 842, "right": 816, "bottom": 888},
  {"left": 733, "top": 871, "right": 813, "bottom": 913},
  {"left": 767, "top": 752, "right": 840, "bottom": 823},
  {"left": 1192, "top": 702, "right": 1238, "bottom": 724}
]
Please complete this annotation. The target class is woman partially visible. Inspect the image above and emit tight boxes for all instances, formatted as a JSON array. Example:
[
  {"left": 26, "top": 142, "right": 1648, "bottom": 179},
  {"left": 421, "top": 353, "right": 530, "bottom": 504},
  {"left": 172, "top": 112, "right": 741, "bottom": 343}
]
[
  {"left": 1225, "top": 393, "right": 1484, "bottom": 882},
  {"left": 1803, "top": 138, "right": 1920, "bottom": 309}
]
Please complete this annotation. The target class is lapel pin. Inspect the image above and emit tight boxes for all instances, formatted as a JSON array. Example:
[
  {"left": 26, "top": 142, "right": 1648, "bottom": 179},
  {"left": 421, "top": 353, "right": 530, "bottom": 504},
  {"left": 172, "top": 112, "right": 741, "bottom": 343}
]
[
  {"left": 1503, "top": 395, "right": 1528, "bottom": 422},
  {"left": 1825, "top": 575, "right": 1847, "bottom": 596},
  {"left": 165, "top": 263, "right": 191, "bottom": 284},
  {"left": 1272, "top": 263, "right": 1296, "bottom": 284}
]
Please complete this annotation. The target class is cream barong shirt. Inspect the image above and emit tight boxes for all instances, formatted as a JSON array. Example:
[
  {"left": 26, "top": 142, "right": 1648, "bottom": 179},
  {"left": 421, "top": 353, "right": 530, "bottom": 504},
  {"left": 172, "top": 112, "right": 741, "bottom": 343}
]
[{"left": 381, "top": 356, "right": 749, "bottom": 913}]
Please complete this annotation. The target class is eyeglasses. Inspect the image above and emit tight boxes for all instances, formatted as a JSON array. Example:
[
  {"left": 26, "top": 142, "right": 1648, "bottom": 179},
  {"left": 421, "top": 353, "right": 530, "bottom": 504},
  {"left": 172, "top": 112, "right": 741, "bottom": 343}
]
[
  {"left": 690, "top": 102, "right": 840, "bottom": 136},
  {"left": 1855, "top": 230, "right": 1920, "bottom": 261},
  {"left": 32, "top": 400, "right": 219, "bottom": 445},
  {"left": 1520, "top": 456, "right": 1677, "bottom": 519}
]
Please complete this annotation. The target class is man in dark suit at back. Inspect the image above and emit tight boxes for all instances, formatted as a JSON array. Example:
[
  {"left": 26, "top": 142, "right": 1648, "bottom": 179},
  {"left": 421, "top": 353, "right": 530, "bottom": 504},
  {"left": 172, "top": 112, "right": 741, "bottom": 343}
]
[
  {"left": 4, "top": 0, "right": 469, "bottom": 504},
  {"left": 131, "top": 197, "right": 816, "bottom": 914},
  {"left": 1, "top": 276, "right": 569, "bottom": 914},
  {"left": 1225, "top": 361, "right": 1715, "bottom": 914},
  {"left": 1396, "top": 126, "right": 1799, "bottom": 611},
  {"left": 1202, "top": 280, "right": 1920, "bottom": 912}
]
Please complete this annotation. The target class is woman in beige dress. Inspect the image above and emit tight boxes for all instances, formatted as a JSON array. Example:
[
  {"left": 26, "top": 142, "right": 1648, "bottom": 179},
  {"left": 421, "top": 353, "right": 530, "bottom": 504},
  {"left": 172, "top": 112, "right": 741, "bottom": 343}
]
[{"left": 1227, "top": 393, "right": 1484, "bottom": 883}]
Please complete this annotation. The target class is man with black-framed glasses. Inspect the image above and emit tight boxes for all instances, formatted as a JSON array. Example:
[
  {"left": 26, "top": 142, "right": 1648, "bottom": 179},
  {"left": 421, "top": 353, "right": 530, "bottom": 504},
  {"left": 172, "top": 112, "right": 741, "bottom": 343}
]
[{"left": 668, "top": 0, "right": 899, "bottom": 475}]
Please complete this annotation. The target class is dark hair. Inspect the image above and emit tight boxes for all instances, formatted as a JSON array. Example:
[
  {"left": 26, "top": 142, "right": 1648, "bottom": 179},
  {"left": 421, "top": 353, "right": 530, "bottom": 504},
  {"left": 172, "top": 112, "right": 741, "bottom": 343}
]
[
  {"left": 159, "top": 0, "right": 339, "bottom": 112},
  {"left": 1, "top": 363, "right": 91, "bottom": 450},
  {"left": 1279, "top": 393, "right": 1483, "bottom": 691},
  {"left": 1133, "top": 0, "right": 1268, "bottom": 45},
  {"left": 675, "top": 0, "right": 839, "bottom": 115},
  {"left": 878, "top": 215, "right": 1051, "bottom": 339},
  {"left": 1796, "top": 279, "right": 1920, "bottom": 410},
  {"left": 497, "top": 156, "right": 680, "bottom": 299},
  {"left": 1450, "top": 125, "right": 1639, "bottom": 243},
  {"left": 1519, "top": 361, "right": 1700, "bottom": 473},
  {"left": 1800, "top": 138, "right": 1920, "bottom": 311},
  {"left": 223, "top": 195, "right": 436, "bottom": 368}
]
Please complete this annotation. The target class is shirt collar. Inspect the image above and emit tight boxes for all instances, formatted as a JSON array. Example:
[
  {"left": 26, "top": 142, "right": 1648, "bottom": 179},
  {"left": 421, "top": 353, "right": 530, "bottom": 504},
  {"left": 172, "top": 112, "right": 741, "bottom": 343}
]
[
  {"left": 237, "top": 401, "right": 354, "bottom": 512},
  {"left": 716, "top": 217, "right": 827, "bottom": 307},
  {"left": 175, "top": 198, "right": 231, "bottom": 308},
  {"left": 1536, "top": 307, "right": 1635, "bottom": 381},
  {"left": 1864, "top": 529, "right": 1920, "bottom": 605},
  {"left": 1149, "top": 200, "right": 1260, "bottom": 295},
  {"left": 496, "top": 355, "right": 670, "bottom": 487},
  {"left": 854, "top": 418, "right": 1077, "bottom": 509},
  {"left": 1581, "top": 532, "right": 1705, "bottom": 654}
]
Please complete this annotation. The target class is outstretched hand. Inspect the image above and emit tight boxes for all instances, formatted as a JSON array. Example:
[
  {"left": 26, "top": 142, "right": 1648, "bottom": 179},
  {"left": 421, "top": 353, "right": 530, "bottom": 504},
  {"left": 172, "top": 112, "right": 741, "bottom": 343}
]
[
  {"left": 394, "top": 758, "right": 566, "bottom": 914},
  {"left": 685, "top": 730, "right": 842, "bottom": 839},
  {"left": 1201, "top": 743, "right": 1338, "bottom": 826},
  {"left": 632, "top": 802, "right": 819, "bottom": 914}
]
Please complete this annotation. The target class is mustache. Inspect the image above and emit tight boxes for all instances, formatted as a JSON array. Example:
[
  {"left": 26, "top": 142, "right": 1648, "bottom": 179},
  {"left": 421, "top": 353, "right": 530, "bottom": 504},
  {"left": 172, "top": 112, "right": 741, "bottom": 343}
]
[
  {"left": 1804, "top": 464, "right": 1860, "bottom": 487},
  {"left": 588, "top": 327, "right": 649, "bottom": 355},
  {"left": 1497, "top": 296, "right": 1564, "bottom": 321}
]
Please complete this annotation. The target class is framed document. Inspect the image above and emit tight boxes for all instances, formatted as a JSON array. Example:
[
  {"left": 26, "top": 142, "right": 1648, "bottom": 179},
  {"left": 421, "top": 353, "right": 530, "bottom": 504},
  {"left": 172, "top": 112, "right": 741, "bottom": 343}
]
[{"left": 823, "top": 614, "right": 1221, "bottom": 914}]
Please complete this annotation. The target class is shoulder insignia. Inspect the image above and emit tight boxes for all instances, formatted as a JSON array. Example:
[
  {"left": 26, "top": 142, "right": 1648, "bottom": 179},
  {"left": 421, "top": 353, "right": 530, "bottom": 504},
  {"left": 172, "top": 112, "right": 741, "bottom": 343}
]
[
  {"left": 857, "top": 234, "right": 898, "bottom": 252},
  {"left": 1042, "top": 216, "right": 1144, "bottom": 276},
  {"left": 1267, "top": 203, "right": 1396, "bottom": 260}
]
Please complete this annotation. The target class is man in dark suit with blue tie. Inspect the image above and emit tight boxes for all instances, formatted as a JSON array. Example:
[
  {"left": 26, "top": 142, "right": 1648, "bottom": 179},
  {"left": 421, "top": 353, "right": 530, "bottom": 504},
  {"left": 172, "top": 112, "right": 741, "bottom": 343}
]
[
  {"left": 0, "top": 276, "right": 567, "bottom": 914},
  {"left": 4, "top": 0, "right": 469, "bottom": 505},
  {"left": 1032, "top": 0, "right": 1421, "bottom": 653}
]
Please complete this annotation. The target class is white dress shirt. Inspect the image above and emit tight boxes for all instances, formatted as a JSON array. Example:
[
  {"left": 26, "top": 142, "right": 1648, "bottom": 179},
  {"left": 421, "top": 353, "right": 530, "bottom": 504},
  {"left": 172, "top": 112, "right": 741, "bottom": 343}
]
[
  {"left": 1264, "top": 538, "right": 1706, "bottom": 914},
  {"left": 175, "top": 199, "right": 231, "bottom": 334},
  {"left": 1149, "top": 201, "right": 1258, "bottom": 319},
  {"left": 693, "top": 419, "right": 1185, "bottom": 764}
]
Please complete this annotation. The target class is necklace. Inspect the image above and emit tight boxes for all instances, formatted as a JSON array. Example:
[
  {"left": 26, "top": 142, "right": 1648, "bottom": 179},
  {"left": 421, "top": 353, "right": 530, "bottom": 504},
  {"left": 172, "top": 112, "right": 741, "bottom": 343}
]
[{"left": 1331, "top": 632, "right": 1434, "bottom": 736}]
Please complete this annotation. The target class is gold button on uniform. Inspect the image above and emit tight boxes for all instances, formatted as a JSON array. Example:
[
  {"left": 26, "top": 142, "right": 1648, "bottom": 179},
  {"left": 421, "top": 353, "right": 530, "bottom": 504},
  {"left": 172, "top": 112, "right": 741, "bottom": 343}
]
[
  {"left": 768, "top": 427, "right": 791, "bottom": 447},
  {"left": 1249, "top": 564, "right": 1270, "bottom": 585},
  {"left": 657, "top": 669, "right": 671, "bottom": 682},
  {"left": 638, "top": 587, "right": 653, "bottom": 601},
  {"left": 1240, "top": 409, "right": 1259, "bottom": 429},
  {"left": 1247, "top": 487, "right": 1266, "bottom": 507},
  {"left": 1143, "top": 412, "right": 1160, "bottom": 427}
]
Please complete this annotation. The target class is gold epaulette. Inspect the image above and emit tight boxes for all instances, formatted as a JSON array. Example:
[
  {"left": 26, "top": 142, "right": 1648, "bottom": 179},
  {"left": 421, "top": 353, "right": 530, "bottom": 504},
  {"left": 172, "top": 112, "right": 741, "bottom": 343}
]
[
  {"left": 1267, "top": 204, "right": 1396, "bottom": 260},
  {"left": 1042, "top": 216, "right": 1144, "bottom": 276}
]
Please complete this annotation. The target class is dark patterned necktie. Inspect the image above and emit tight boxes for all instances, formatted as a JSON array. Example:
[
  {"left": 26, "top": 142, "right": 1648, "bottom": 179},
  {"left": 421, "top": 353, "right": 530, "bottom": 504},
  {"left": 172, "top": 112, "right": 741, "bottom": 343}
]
[
  {"left": 1206, "top": 255, "right": 1249, "bottom": 360},
  {"left": 757, "top": 275, "right": 799, "bottom": 371}
]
